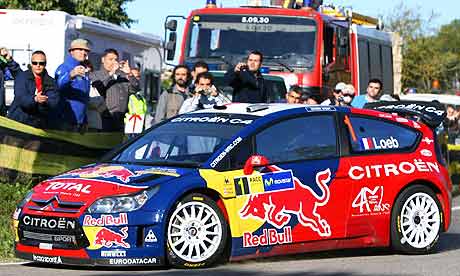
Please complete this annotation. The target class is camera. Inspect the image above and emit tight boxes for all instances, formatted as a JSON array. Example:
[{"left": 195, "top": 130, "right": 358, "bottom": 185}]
[{"left": 240, "top": 64, "right": 248, "bottom": 71}]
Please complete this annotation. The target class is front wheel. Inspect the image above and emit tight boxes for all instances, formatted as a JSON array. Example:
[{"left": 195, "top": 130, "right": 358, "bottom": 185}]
[
  {"left": 166, "top": 193, "right": 228, "bottom": 268},
  {"left": 391, "top": 185, "right": 443, "bottom": 254}
]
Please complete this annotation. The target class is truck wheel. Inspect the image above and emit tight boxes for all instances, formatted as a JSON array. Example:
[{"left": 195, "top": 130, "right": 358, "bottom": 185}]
[
  {"left": 166, "top": 193, "right": 227, "bottom": 268},
  {"left": 391, "top": 185, "right": 443, "bottom": 254}
]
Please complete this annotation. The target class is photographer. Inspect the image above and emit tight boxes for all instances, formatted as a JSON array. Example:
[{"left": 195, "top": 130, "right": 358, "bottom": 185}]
[
  {"left": 0, "top": 47, "right": 21, "bottom": 116},
  {"left": 90, "top": 48, "right": 139, "bottom": 131},
  {"left": 224, "top": 50, "right": 269, "bottom": 103},
  {"left": 7, "top": 50, "right": 58, "bottom": 128},
  {"left": 179, "top": 72, "right": 230, "bottom": 114}
]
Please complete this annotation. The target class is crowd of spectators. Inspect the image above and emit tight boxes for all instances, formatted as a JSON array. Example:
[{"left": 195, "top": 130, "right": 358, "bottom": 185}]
[{"left": 2, "top": 39, "right": 141, "bottom": 132}]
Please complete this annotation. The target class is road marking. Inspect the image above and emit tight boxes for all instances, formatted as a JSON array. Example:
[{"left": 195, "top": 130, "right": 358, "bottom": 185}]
[
  {"left": 0, "top": 261, "right": 30, "bottom": 266},
  {"left": 453, "top": 206, "right": 460, "bottom": 211}
]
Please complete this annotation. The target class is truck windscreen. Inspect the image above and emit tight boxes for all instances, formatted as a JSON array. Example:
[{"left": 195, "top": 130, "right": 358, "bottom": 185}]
[{"left": 186, "top": 14, "right": 317, "bottom": 69}]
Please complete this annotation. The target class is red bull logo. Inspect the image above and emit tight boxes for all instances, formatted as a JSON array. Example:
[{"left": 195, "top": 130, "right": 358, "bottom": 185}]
[
  {"left": 240, "top": 168, "right": 332, "bottom": 237},
  {"left": 65, "top": 165, "right": 136, "bottom": 183},
  {"left": 94, "top": 227, "right": 130, "bottom": 248},
  {"left": 243, "top": 226, "right": 292, "bottom": 247}
]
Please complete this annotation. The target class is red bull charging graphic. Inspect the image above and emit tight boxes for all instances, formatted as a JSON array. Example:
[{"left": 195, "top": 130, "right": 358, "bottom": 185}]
[{"left": 94, "top": 227, "right": 130, "bottom": 249}]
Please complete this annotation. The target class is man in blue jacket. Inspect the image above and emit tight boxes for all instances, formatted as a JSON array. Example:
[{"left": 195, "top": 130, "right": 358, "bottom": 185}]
[
  {"left": 0, "top": 47, "right": 21, "bottom": 116},
  {"left": 53, "top": 39, "right": 91, "bottom": 131},
  {"left": 8, "top": 50, "right": 58, "bottom": 128}
]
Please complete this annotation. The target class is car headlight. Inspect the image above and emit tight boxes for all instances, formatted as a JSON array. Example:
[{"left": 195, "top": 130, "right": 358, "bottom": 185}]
[{"left": 87, "top": 186, "right": 159, "bottom": 213}]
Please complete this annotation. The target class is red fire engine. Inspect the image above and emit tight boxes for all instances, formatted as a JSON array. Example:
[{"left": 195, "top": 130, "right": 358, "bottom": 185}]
[{"left": 164, "top": 0, "right": 399, "bottom": 100}]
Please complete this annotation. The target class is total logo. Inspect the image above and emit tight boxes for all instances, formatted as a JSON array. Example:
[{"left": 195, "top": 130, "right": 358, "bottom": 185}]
[
  {"left": 240, "top": 167, "right": 332, "bottom": 237},
  {"left": 352, "top": 186, "right": 390, "bottom": 216},
  {"left": 243, "top": 226, "right": 292, "bottom": 247},
  {"left": 361, "top": 136, "right": 399, "bottom": 150},
  {"left": 45, "top": 182, "right": 91, "bottom": 194}
]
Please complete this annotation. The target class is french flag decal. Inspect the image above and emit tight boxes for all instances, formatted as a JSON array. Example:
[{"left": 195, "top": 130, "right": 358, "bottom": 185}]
[{"left": 361, "top": 137, "right": 374, "bottom": 150}]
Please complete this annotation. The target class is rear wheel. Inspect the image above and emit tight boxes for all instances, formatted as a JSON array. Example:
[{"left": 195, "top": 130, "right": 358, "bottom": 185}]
[
  {"left": 391, "top": 185, "right": 443, "bottom": 254},
  {"left": 166, "top": 193, "right": 227, "bottom": 268}
]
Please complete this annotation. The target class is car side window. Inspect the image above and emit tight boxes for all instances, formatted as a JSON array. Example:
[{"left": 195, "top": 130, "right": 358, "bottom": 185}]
[
  {"left": 347, "top": 116, "right": 419, "bottom": 153},
  {"left": 255, "top": 115, "right": 338, "bottom": 163}
]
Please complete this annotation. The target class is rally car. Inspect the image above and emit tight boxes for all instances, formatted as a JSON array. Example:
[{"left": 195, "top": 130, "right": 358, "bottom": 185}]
[{"left": 13, "top": 102, "right": 452, "bottom": 268}]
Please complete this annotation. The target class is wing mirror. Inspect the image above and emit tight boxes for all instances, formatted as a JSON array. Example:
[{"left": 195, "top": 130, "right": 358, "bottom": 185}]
[{"left": 243, "top": 155, "right": 269, "bottom": 175}]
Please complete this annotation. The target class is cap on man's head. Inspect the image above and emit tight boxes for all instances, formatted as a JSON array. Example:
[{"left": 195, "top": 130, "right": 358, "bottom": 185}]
[
  {"left": 69, "top": 39, "right": 91, "bottom": 52},
  {"left": 334, "top": 82, "right": 347, "bottom": 92}
]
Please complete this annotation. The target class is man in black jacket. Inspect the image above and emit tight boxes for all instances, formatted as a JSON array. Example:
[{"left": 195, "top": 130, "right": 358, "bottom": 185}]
[
  {"left": 224, "top": 51, "right": 269, "bottom": 103},
  {"left": 7, "top": 50, "right": 58, "bottom": 128}
]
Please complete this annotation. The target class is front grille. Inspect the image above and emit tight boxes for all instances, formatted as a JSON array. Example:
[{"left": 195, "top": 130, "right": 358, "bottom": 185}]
[
  {"left": 18, "top": 215, "right": 89, "bottom": 249},
  {"left": 28, "top": 196, "right": 85, "bottom": 213}
]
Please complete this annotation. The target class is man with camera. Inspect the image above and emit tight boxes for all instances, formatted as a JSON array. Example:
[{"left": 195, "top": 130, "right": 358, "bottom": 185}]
[
  {"left": 224, "top": 50, "right": 269, "bottom": 103},
  {"left": 7, "top": 50, "right": 58, "bottom": 128},
  {"left": 179, "top": 72, "right": 230, "bottom": 114},
  {"left": 0, "top": 47, "right": 21, "bottom": 116},
  {"left": 90, "top": 48, "right": 139, "bottom": 131},
  {"left": 53, "top": 38, "right": 91, "bottom": 131}
]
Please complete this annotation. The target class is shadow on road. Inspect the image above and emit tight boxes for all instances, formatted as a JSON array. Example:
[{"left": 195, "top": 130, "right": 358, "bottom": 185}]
[{"left": 437, "top": 232, "right": 460, "bottom": 253}]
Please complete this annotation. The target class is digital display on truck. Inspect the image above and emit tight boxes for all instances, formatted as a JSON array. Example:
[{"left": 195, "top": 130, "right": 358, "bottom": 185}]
[{"left": 186, "top": 14, "right": 317, "bottom": 69}]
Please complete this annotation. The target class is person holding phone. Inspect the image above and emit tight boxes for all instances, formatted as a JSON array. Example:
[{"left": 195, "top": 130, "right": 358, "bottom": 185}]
[
  {"left": 224, "top": 50, "right": 269, "bottom": 103},
  {"left": 7, "top": 50, "right": 58, "bottom": 128}
]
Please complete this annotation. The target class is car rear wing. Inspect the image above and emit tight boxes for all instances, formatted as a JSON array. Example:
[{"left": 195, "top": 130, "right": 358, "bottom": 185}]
[{"left": 363, "top": 100, "right": 446, "bottom": 128}]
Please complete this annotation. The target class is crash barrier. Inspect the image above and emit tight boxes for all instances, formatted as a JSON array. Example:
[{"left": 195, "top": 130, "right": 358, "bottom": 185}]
[{"left": 0, "top": 116, "right": 124, "bottom": 183}]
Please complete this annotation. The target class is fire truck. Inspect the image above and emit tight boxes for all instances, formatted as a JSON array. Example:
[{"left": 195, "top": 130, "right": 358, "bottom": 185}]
[{"left": 164, "top": 0, "right": 401, "bottom": 100}]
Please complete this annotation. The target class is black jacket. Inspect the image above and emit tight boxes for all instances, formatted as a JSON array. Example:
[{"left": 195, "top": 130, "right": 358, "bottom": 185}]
[
  {"left": 224, "top": 67, "right": 269, "bottom": 103},
  {"left": 0, "top": 59, "right": 21, "bottom": 115},
  {"left": 7, "top": 69, "right": 58, "bottom": 128}
]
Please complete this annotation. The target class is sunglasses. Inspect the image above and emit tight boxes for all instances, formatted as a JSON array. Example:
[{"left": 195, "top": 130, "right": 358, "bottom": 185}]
[{"left": 31, "top": 61, "right": 46, "bottom": 66}]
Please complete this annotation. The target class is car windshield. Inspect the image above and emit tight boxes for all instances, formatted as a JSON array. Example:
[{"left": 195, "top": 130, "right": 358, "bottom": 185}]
[
  {"left": 186, "top": 14, "right": 317, "bottom": 69},
  {"left": 110, "top": 113, "right": 257, "bottom": 167}
]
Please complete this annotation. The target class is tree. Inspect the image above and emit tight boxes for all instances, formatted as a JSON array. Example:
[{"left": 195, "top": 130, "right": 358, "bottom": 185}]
[{"left": 0, "top": 0, "right": 135, "bottom": 27}]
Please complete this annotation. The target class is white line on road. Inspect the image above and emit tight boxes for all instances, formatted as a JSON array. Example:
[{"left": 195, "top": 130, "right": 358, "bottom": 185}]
[
  {"left": 453, "top": 206, "right": 460, "bottom": 211},
  {"left": 0, "top": 261, "right": 29, "bottom": 266}
]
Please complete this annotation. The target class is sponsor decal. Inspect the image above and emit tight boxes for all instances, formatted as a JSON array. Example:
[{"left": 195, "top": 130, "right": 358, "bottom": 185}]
[
  {"left": 360, "top": 136, "right": 399, "bottom": 150},
  {"left": 412, "top": 121, "right": 421, "bottom": 129},
  {"left": 240, "top": 168, "right": 332, "bottom": 237},
  {"left": 22, "top": 216, "right": 76, "bottom": 230},
  {"left": 45, "top": 182, "right": 91, "bottom": 194},
  {"left": 234, "top": 170, "right": 294, "bottom": 196},
  {"left": 351, "top": 186, "right": 390, "bottom": 216},
  {"left": 243, "top": 226, "right": 292, "bottom": 247},
  {"left": 63, "top": 165, "right": 137, "bottom": 183},
  {"left": 108, "top": 257, "right": 157, "bottom": 265},
  {"left": 53, "top": 235, "right": 76, "bottom": 243},
  {"left": 374, "top": 103, "right": 445, "bottom": 116},
  {"left": 94, "top": 227, "right": 130, "bottom": 249},
  {"left": 348, "top": 159, "right": 439, "bottom": 180},
  {"left": 422, "top": 137, "right": 434, "bottom": 145},
  {"left": 210, "top": 136, "right": 242, "bottom": 168},
  {"left": 420, "top": 149, "right": 433, "bottom": 157},
  {"left": 101, "top": 250, "right": 126, "bottom": 257},
  {"left": 171, "top": 116, "right": 253, "bottom": 125},
  {"left": 378, "top": 113, "right": 393, "bottom": 119},
  {"left": 12, "top": 207, "right": 21, "bottom": 220},
  {"left": 144, "top": 230, "right": 157, "bottom": 243},
  {"left": 33, "top": 254, "right": 62, "bottom": 264},
  {"left": 83, "top": 213, "right": 128, "bottom": 227},
  {"left": 305, "top": 106, "right": 336, "bottom": 112},
  {"left": 23, "top": 231, "right": 76, "bottom": 243},
  {"left": 134, "top": 167, "right": 179, "bottom": 177}
]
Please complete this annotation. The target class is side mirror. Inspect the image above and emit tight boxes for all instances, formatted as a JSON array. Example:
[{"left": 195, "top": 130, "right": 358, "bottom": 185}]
[
  {"left": 243, "top": 155, "right": 269, "bottom": 175},
  {"left": 165, "top": 20, "right": 178, "bottom": 32},
  {"left": 165, "top": 32, "right": 177, "bottom": 61}
]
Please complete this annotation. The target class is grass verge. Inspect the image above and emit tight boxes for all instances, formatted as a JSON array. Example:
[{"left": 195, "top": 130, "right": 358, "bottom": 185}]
[{"left": 0, "top": 182, "right": 34, "bottom": 260}]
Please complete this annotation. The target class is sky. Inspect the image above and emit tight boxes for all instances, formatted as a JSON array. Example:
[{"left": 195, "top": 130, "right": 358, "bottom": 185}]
[{"left": 126, "top": 0, "right": 460, "bottom": 39}]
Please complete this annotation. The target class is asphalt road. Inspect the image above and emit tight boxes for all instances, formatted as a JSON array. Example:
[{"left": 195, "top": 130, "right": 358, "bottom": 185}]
[{"left": 2, "top": 196, "right": 460, "bottom": 276}]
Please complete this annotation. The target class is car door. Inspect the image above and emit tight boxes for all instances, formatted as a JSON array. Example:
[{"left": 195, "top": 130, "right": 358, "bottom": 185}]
[{"left": 230, "top": 113, "right": 352, "bottom": 252}]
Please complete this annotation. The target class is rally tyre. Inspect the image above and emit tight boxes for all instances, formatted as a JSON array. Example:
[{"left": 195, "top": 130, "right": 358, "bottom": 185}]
[
  {"left": 391, "top": 185, "right": 443, "bottom": 254},
  {"left": 166, "top": 193, "right": 228, "bottom": 268}
]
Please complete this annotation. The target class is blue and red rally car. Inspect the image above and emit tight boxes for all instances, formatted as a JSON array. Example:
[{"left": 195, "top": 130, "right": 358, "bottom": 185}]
[{"left": 13, "top": 102, "right": 452, "bottom": 268}]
